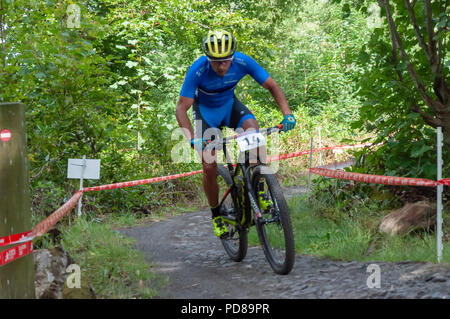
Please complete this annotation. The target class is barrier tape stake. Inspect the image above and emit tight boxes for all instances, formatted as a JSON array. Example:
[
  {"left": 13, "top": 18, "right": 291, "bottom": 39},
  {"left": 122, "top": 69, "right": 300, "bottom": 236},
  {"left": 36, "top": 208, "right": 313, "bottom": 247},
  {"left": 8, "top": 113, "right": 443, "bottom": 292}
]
[
  {"left": 77, "top": 155, "right": 86, "bottom": 217},
  {"left": 308, "top": 137, "right": 314, "bottom": 195},
  {"left": 318, "top": 127, "right": 322, "bottom": 166},
  {"left": 437, "top": 127, "right": 443, "bottom": 263}
]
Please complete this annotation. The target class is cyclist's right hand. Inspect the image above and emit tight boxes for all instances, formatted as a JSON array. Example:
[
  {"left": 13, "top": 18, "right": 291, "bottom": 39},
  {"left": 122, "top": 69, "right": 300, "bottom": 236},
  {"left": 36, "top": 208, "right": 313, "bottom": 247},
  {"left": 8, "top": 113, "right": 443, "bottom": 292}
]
[{"left": 190, "top": 138, "right": 210, "bottom": 152}]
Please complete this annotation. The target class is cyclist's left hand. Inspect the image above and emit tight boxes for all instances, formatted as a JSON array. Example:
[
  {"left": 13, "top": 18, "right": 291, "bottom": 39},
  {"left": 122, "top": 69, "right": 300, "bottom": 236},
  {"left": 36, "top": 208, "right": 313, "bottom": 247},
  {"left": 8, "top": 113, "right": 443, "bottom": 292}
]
[{"left": 281, "top": 114, "right": 296, "bottom": 132}]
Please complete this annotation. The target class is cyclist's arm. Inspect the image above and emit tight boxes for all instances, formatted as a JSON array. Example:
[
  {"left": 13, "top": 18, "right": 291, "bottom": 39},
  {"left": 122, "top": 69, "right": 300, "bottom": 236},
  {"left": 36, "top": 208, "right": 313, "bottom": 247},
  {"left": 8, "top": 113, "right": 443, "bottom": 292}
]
[
  {"left": 262, "top": 76, "right": 292, "bottom": 116},
  {"left": 175, "top": 96, "right": 195, "bottom": 140}
]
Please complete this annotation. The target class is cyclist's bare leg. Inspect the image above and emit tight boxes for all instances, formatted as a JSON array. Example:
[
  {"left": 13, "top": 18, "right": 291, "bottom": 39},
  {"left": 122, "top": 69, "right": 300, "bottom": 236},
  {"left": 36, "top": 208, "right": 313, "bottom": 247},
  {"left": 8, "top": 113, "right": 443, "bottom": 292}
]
[
  {"left": 201, "top": 148, "right": 219, "bottom": 207},
  {"left": 241, "top": 118, "right": 259, "bottom": 131},
  {"left": 200, "top": 118, "right": 264, "bottom": 210},
  {"left": 201, "top": 148, "right": 229, "bottom": 236}
]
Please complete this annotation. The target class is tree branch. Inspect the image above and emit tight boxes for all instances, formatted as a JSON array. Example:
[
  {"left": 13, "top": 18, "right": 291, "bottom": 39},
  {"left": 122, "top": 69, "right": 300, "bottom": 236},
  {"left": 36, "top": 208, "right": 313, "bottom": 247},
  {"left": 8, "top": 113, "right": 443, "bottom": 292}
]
[
  {"left": 409, "top": 101, "right": 442, "bottom": 128},
  {"left": 378, "top": 0, "right": 444, "bottom": 112},
  {"left": 424, "top": 0, "right": 436, "bottom": 55},
  {"left": 404, "top": 0, "right": 431, "bottom": 61},
  {"left": 378, "top": 0, "right": 403, "bottom": 80}
]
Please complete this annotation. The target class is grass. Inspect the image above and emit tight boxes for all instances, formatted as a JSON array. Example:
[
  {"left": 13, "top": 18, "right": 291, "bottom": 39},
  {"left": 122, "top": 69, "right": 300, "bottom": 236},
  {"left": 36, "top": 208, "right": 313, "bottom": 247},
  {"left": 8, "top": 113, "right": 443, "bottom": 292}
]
[
  {"left": 366, "top": 234, "right": 449, "bottom": 263},
  {"left": 286, "top": 193, "right": 450, "bottom": 263},
  {"left": 47, "top": 172, "right": 448, "bottom": 300},
  {"left": 46, "top": 145, "right": 447, "bottom": 298},
  {"left": 56, "top": 200, "right": 205, "bottom": 299},
  {"left": 247, "top": 184, "right": 450, "bottom": 264},
  {"left": 60, "top": 215, "right": 168, "bottom": 299}
]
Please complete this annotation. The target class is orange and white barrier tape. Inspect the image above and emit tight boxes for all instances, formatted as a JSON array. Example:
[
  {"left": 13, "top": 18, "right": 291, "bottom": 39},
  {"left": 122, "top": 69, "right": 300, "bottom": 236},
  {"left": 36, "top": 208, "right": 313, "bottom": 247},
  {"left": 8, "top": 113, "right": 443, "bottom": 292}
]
[
  {"left": 1, "top": 170, "right": 205, "bottom": 268},
  {"left": 2, "top": 139, "right": 445, "bottom": 267},
  {"left": 309, "top": 167, "right": 439, "bottom": 187},
  {"left": 0, "top": 192, "right": 83, "bottom": 266},
  {"left": 0, "top": 241, "right": 33, "bottom": 267},
  {"left": 0, "top": 230, "right": 34, "bottom": 267},
  {"left": 0, "top": 231, "right": 33, "bottom": 248},
  {"left": 267, "top": 142, "right": 371, "bottom": 163},
  {"left": 23, "top": 170, "right": 206, "bottom": 243},
  {"left": 82, "top": 169, "right": 203, "bottom": 192},
  {"left": 438, "top": 179, "right": 450, "bottom": 186},
  {"left": 0, "top": 140, "right": 374, "bottom": 267},
  {"left": 31, "top": 191, "right": 83, "bottom": 238}
]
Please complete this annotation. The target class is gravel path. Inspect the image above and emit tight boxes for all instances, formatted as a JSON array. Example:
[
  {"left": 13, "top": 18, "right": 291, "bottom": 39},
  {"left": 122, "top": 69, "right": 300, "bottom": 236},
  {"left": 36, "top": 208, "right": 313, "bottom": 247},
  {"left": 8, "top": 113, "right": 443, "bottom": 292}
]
[{"left": 119, "top": 208, "right": 450, "bottom": 299}]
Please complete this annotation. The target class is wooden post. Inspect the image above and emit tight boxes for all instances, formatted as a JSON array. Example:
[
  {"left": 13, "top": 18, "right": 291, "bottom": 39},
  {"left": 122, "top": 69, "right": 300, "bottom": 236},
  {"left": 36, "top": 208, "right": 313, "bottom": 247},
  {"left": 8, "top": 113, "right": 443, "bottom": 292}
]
[
  {"left": 0, "top": 102, "right": 35, "bottom": 298},
  {"left": 77, "top": 155, "right": 86, "bottom": 217}
]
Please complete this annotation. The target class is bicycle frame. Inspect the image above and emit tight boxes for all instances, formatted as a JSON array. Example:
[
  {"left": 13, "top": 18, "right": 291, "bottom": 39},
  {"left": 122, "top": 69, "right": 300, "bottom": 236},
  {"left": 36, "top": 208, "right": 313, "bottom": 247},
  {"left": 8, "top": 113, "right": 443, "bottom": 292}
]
[
  {"left": 218, "top": 149, "right": 261, "bottom": 229},
  {"left": 217, "top": 125, "right": 283, "bottom": 228},
  {"left": 212, "top": 124, "right": 295, "bottom": 275}
]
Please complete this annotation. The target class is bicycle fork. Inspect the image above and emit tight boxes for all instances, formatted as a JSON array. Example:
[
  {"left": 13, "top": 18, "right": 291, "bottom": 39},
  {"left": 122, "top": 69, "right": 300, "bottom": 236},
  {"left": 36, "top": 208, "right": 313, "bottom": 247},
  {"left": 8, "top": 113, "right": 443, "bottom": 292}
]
[{"left": 242, "top": 166, "right": 263, "bottom": 221}]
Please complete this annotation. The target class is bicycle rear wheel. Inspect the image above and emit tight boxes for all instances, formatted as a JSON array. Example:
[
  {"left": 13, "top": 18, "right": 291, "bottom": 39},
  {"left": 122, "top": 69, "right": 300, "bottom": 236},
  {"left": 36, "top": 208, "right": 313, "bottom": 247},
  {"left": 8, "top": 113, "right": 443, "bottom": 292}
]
[
  {"left": 216, "top": 165, "right": 248, "bottom": 262},
  {"left": 252, "top": 165, "right": 295, "bottom": 275}
]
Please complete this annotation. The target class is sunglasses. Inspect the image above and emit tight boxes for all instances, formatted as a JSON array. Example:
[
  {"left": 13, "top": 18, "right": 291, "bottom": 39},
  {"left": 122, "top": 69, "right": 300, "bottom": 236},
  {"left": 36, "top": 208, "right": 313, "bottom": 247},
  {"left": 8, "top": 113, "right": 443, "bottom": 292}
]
[{"left": 207, "top": 56, "right": 234, "bottom": 63}]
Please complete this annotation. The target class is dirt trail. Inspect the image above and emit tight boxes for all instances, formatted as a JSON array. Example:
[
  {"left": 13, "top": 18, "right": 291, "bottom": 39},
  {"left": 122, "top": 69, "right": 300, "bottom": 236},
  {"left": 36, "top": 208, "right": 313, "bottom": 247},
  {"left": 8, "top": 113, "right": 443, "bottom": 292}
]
[{"left": 119, "top": 203, "right": 449, "bottom": 299}]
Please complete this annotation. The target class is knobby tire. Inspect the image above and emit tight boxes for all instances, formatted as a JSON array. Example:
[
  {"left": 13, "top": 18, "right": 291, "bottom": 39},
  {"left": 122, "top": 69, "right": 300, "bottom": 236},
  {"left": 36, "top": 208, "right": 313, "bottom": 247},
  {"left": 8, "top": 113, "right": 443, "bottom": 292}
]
[
  {"left": 252, "top": 165, "right": 295, "bottom": 275},
  {"left": 217, "top": 165, "right": 248, "bottom": 262}
]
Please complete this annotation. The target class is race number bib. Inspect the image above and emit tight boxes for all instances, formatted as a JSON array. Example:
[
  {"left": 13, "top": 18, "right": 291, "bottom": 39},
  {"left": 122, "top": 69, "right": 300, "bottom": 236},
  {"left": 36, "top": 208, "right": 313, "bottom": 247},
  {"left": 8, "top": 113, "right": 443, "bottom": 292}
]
[{"left": 235, "top": 132, "right": 266, "bottom": 152}]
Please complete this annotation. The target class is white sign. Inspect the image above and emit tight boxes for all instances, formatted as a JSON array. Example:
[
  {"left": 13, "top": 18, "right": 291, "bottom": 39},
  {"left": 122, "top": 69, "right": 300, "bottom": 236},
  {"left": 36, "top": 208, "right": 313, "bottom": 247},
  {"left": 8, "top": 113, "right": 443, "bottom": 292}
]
[
  {"left": 67, "top": 158, "right": 100, "bottom": 179},
  {"left": 235, "top": 132, "right": 266, "bottom": 152}
]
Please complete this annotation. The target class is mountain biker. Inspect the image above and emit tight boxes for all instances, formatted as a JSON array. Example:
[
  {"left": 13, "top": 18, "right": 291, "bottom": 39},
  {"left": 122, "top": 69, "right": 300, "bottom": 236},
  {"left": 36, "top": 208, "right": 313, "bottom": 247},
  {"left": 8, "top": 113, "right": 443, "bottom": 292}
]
[{"left": 175, "top": 30, "right": 296, "bottom": 238}]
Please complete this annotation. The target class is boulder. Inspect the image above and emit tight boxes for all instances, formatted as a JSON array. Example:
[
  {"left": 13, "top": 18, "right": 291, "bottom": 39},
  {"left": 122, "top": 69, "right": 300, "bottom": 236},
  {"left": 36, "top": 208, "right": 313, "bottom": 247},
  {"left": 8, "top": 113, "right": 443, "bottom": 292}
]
[
  {"left": 379, "top": 201, "right": 436, "bottom": 236},
  {"left": 34, "top": 247, "right": 95, "bottom": 299},
  {"left": 34, "top": 247, "right": 71, "bottom": 299}
]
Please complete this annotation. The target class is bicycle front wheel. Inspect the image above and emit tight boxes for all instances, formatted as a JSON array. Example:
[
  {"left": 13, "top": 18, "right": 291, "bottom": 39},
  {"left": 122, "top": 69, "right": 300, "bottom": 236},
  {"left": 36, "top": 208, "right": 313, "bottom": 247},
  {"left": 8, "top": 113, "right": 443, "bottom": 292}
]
[
  {"left": 252, "top": 165, "right": 295, "bottom": 275},
  {"left": 217, "top": 165, "right": 248, "bottom": 262}
]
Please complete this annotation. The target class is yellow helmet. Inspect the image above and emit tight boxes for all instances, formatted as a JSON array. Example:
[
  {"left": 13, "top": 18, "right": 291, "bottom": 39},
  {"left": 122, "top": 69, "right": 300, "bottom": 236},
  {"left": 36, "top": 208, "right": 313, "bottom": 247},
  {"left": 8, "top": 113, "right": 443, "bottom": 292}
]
[{"left": 202, "top": 30, "right": 237, "bottom": 61}]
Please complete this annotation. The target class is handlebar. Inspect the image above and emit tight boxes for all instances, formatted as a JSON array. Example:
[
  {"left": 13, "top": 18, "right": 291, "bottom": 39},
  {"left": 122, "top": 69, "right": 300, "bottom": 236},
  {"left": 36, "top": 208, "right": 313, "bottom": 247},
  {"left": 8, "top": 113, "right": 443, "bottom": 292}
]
[
  {"left": 205, "top": 124, "right": 284, "bottom": 150},
  {"left": 221, "top": 124, "right": 283, "bottom": 144}
]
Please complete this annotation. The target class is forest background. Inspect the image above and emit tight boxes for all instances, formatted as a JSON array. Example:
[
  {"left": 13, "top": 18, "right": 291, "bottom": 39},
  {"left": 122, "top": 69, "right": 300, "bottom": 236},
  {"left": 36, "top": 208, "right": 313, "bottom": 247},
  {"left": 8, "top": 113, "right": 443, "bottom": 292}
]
[{"left": 0, "top": 0, "right": 449, "bottom": 282}]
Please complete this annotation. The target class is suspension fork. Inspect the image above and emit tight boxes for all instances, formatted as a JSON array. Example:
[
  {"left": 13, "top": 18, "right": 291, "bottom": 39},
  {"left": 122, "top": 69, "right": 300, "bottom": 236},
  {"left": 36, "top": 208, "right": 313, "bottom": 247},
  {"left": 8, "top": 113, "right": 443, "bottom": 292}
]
[{"left": 242, "top": 154, "right": 263, "bottom": 220}]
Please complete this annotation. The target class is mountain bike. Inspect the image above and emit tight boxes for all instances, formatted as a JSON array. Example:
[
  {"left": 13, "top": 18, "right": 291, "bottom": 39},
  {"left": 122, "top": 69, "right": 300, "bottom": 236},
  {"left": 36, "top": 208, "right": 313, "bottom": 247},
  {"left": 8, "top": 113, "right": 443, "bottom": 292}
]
[{"left": 211, "top": 124, "right": 295, "bottom": 275}]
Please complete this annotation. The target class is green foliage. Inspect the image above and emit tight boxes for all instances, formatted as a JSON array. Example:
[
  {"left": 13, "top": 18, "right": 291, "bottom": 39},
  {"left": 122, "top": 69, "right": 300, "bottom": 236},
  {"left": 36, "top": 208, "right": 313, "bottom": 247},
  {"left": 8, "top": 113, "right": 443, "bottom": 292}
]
[
  {"left": 61, "top": 216, "right": 166, "bottom": 298},
  {"left": 284, "top": 192, "right": 450, "bottom": 263},
  {"left": 335, "top": 0, "right": 450, "bottom": 179},
  {"left": 254, "top": 1, "right": 369, "bottom": 120},
  {"left": 1, "top": 0, "right": 375, "bottom": 226},
  {"left": 236, "top": 0, "right": 372, "bottom": 159},
  {"left": 0, "top": 0, "right": 363, "bottom": 222}
]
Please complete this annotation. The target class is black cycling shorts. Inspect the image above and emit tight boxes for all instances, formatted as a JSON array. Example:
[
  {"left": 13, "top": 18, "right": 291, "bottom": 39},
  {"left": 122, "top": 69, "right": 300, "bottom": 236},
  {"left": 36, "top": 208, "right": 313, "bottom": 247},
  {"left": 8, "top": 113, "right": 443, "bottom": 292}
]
[{"left": 192, "top": 96, "right": 256, "bottom": 140}]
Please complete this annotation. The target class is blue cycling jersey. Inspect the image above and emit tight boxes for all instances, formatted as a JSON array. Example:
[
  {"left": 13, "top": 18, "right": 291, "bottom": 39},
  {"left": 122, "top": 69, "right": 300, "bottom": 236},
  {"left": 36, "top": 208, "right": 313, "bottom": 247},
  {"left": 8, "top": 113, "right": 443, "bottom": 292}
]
[{"left": 180, "top": 52, "right": 270, "bottom": 128}]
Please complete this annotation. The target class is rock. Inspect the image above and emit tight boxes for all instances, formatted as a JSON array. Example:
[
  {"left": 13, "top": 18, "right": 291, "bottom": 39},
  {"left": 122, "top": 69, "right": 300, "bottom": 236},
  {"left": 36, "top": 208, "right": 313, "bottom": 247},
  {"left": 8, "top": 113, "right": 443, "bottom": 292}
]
[
  {"left": 34, "top": 247, "right": 71, "bottom": 299},
  {"left": 33, "top": 247, "right": 95, "bottom": 299},
  {"left": 379, "top": 201, "right": 436, "bottom": 235},
  {"left": 400, "top": 263, "right": 450, "bottom": 283}
]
